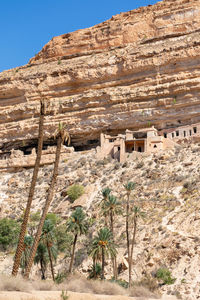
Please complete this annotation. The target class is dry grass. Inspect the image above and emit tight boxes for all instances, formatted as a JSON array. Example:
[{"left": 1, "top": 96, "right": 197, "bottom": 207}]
[
  {"left": 0, "top": 274, "right": 159, "bottom": 298},
  {"left": 56, "top": 275, "right": 127, "bottom": 295},
  {"left": 0, "top": 275, "right": 32, "bottom": 292},
  {"left": 129, "top": 285, "right": 160, "bottom": 299}
]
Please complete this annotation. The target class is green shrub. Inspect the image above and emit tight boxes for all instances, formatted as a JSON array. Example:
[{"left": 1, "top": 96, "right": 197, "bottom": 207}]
[
  {"left": 88, "top": 263, "right": 102, "bottom": 279},
  {"left": 156, "top": 268, "right": 176, "bottom": 285},
  {"left": 67, "top": 184, "right": 84, "bottom": 202},
  {"left": 61, "top": 290, "right": 69, "bottom": 300},
  {"left": 55, "top": 224, "right": 73, "bottom": 253},
  {"left": 55, "top": 272, "right": 67, "bottom": 284},
  {"left": 110, "top": 278, "right": 129, "bottom": 289},
  {"left": 0, "top": 218, "right": 20, "bottom": 250},
  {"left": 45, "top": 213, "right": 61, "bottom": 225}
]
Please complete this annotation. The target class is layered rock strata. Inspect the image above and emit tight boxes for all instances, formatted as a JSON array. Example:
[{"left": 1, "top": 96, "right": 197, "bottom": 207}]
[
  {"left": 1, "top": 0, "right": 200, "bottom": 150},
  {"left": 0, "top": 145, "right": 74, "bottom": 172}
]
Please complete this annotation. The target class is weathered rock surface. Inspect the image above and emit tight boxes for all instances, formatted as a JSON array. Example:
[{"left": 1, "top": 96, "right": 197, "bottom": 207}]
[
  {"left": 1, "top": 0, "right": 200, "bottom": 151},
  {"left": 1, "top": 142, "right": 200, "bottom": 298}
]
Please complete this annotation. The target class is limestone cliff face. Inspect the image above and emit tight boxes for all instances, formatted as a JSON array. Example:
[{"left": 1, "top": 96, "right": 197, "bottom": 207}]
[{"left": 1, "top": 0, "right": 200, "bottom": 150}]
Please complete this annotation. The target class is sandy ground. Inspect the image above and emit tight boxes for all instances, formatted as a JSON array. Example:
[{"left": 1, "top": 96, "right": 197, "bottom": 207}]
[{"left": 0, "top": 291, "right": 177, "bottom": 300}]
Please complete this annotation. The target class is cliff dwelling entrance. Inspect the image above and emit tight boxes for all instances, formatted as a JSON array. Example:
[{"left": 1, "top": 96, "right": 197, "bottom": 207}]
[
  {"left": 125, "top": 140, "right": 145, "bottom": 153},
  {"left": 112, "top": 145, "right": 120, "bottom": 160}
]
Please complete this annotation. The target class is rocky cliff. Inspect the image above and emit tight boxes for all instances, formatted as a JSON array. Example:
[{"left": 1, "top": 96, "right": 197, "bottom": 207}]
[
  {"left": 1, "top": 0, "right": 200, "bottom": 151},
  {"left": 1, "top": 142, "right": 200, "bottom": 298}
]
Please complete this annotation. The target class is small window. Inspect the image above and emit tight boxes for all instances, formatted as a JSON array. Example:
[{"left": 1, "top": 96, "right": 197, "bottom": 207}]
[
  {"left": 189, "top": 130, "right": 192, "bottom": 136},
  {"left": 118, "top": 147, "right": 120, "bottom": 151},
  {"left": 132, "top": 147, "right": 134, "bottom": 151},
  {"left": 184, "top": 131, "right": 186, "bottom": 137},
  {"left": 154, "top": 144, "right": 157, "bottom": 148},
  {"left": 193, "top": 127, "right": 197, "bottom": 134},
  {"left": 176, "top": 131, "right": 179, "bottom": 137},
  {"left": 172, "top": 133, "right": 174, "bottom": 138},
  {"left": 109, "top": 139, "right": 114, "bottom": 143},
  {"left": 164, "top": 133, "right": 167, "bottom": 138}
]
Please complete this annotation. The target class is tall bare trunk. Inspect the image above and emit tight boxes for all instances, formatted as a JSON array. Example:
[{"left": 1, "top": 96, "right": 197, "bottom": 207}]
[
  {"left": 24, "top": 136, "right": 62, "bottom": 278},
  {"left": 47, "top": 243, "right": 55, "bottom": 281},
  {"left": 129, "top": 213, "right": 137, "bottom": 283},
  {"left": 40, "top": 259, "right": 46, "bottom": 280},
  {"left": 12, "top": 101, "right": 45, "bottom": 276},
  {"left": 110, "top": 209, "right": 117, "bottom": 279},
  {"left": 69, "top": 234, "right": 78, "bottom": 273},
  {"left": 101, "top": 247, "right": 105, "bottom": 280},
  {"left": 126, "top": 193, "right": 131, "bottom": 287}
]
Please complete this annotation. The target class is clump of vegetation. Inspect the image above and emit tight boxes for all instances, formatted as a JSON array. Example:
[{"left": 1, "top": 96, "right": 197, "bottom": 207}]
[
  {"left": 110, "top": 278, "right": 129, "bottom": 289},
  {"left": 67, "top": 184, "right": 84, "bottom": 202},
  {"left": 67, "top": 207, "right": 89, "bottom": 273},
  {"left": 0, "top": 218, "right": 20, "bottom": 251},
  {"left": 156, "top": 268, "right": 176, "bottom": 285},
  {"left": 88, "top": 263, "right": 102, "bottom": 279},
  {"left": 173, "top": 96, "right": 177, "bottom": 104},
  {"left": 61, "top": 290, "right": 69, "bottom": 300}
]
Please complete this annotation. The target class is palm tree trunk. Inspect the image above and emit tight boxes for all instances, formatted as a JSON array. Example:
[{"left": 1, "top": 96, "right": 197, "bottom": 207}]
[
  {"left": 69, "top": 234, "right": 78, "bottom": 273},
  {"left": 126, "top": 193, "right": 131, "bottom": 287},
  {"left": 47, "top": 243, "right": 55, "bottom": 281},
  {"left": 101, "top": 247, "right": 105, "bottom": 280},
  {"left": 24, "top": 136, "right": 62, "bottom": 278},
  {"left": 129, "top": 214, "right": 137, "bottom": 283},
  {"left": 92, "top": 257, "right": 97, "bottom": 279},
  {"left": 12, "top": 100, "right": 45, "bottom": 276},
  {"left": 110, "top": 210, "right": 117, "bottom": 280},
  {"left": 104, "top": 214, "right": 108, "bottom": 227},
  {"left": 40, "top": 259, "right": 46, "bottom": 280}
]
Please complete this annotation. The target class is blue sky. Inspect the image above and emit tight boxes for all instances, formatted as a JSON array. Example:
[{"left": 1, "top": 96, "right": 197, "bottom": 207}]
[{"left": 0, "top": 0, "right": 159, "bottom": 72}]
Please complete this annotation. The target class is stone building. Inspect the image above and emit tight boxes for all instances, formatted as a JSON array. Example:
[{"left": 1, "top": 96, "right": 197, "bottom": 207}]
[
  {"left": 161, "top": 123, "right": 200, "bottom": 141},
  {"left": 97, "top": 126, "right": 177, "bottom": 163}
]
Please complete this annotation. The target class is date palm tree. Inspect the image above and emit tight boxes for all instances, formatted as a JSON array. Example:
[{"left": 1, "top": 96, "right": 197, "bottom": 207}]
[
  {"left": 124, "top": 181, "right": 135, "bottom": 287},
  {"left": 102, "top": 194, "right": 121, "bottom": 279},
  {"left": 67, "top": 207, "right": 88, "bottom": 273},
  {"left": 129, "top": 206, "right": 145, "bottom": 284},
  {"left": 20, "top": 235, "right": 33, "bottom": 275},
  {"left": 24, "top": 122, "right": 70, "bottom": 278},
  {"left": 101, "top": 188, "right": 111, "bottom": 227},
  {"left": 90, "top": 227, "right": 117, "bottom": 280},
  {"left": 12, "top": 100, "right": 45, "bottom": 276},
  {"left": 41, "top": 219, "right": 58, "bottom": 281},
  {"left": 34, "top": 242, "right": 49, "bottom": 280}
]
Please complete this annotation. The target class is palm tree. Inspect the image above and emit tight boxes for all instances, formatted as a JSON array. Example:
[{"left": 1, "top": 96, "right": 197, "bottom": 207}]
[
  {"left": 103, "top": 195, "right": 121, "bottom": 234},
  {"left": 129, "top": 206, "right": 145, "bottom": 281},
  {"left": 90, "top": 227, "right": 117, "bottom": 280},
  {"left": 41, "top": 219, "right": 58, "bottom": 281},
  {"left": 20, "top": 235, "right": 33, "bottom": 275},
  {"left": 67, "top": 207, "right": 88, "bottom": 273},
  {"left": 124, "top": 181, "right": 135, "bottom": 287},
  {"left": 34, "top": 242, "right": 49, "bottom": 280},
  {"left": 101, "top": 188, "right": 111, "bottom": 227},
  {"left": 24, "top": 123, "right": 70, "bottom": 278},
  {"left": 12, "top": 100, "right": 45, "bottom": 276},
  {"left": 102, "top": 194, "right": 121, "bottom": 279}
]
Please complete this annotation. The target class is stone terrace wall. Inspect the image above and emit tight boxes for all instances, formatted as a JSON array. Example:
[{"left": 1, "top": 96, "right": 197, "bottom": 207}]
[{"left": 0, "top": 146, "right": 74, "bottom": 172}]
